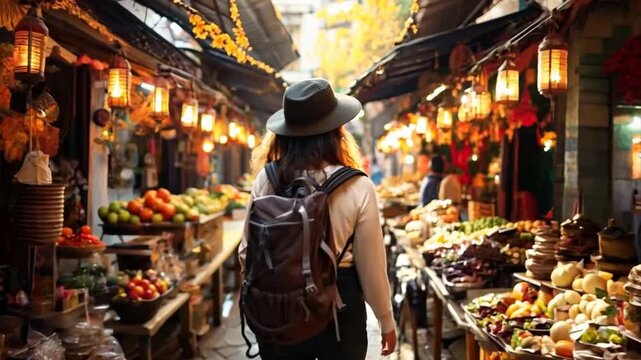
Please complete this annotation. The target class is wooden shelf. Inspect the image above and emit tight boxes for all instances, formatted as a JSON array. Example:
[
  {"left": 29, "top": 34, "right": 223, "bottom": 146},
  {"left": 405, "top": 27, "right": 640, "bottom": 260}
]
[
  {"left": 187, "top": 220, "right": 243, "bottom": 287},
  {"left": 106, "top": 293, "right": 190, "bottom": 337}
]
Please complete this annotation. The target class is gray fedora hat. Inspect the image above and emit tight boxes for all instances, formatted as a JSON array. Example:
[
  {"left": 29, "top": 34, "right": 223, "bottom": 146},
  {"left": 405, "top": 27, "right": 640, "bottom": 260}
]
[{"left": 266, "top": 78, "right": 362, "bottom": 136}]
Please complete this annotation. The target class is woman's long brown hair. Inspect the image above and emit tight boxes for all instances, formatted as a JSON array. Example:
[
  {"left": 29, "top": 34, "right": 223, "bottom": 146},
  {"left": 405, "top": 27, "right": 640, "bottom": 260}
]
[{"left": 250, "top": 126, "right": 363, "bottom": 184}]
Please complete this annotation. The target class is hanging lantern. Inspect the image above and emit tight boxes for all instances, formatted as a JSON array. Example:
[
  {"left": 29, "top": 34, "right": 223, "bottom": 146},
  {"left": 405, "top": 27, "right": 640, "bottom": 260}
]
[
  {"left": 107, "top": 54, "right": 131, "bottom": 108},
  {"left": 248, "top": 134, "right": 257, "bottom": 149},
  {"left": 200, "top": 108, "right": 216, "bottom": 132},
  {"left": 458, "top": 88, "right": 473, "bottom": 122},
  {"left": 219, "top": 134, "right": 228, "bottom": 144},
  {"left": 416, "top": 116, "right": 428, "bottom": 135},
  {"left": 202, "top": 138, "right": 214, "bottom": 153},
  {"left": 437, "top": 91, "right": 455, "bottom": 129},
  {"left": 181, "top": 92, "right": 198, "bottom": 129},
  {"left": 150, "top": 76, "right": 170, "bottom": 119},
  {"left": 228, "top": 120, "right": 239, "bottom": 140},
  {"left": 13, "top": 7, "right": 49, "bottom": 83},
  {"left": 495, "top": 58, "right": 519, "bottom": 105},
  {"left": 537, "top": 31, "right": 568, "bottom": 97},
  {"left": 471, "top": 84, "right": 492, "bottom": 120}
]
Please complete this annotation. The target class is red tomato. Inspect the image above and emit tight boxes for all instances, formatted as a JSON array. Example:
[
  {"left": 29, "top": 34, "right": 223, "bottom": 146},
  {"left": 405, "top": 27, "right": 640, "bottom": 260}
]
[
  {"left": 157, "top": 188, "right": 171, "bottom": 203},
  {"left": 160, "top": 204, "right": 176, "bottom": 221},
  {"left": 140, "top": 208, "right": 154, "bottom": 223},
  {"left": 144, "top": 196, "right": 157, "bottom": 210},
  {"left": 143, "top": 289, "right": 157, "bottom": 300},
  {"left": 128, "top": 290, "right": 141, "bottom": 301},
  {"left": 127, "top": 200, "right": 143, "bottom": 215},
  {"left": 144, "top": 190, "right": 157, "bottom": 200},
  {"left": 137, "top": 279, "right": 150, "bottom": 290},
  {"left": 80, "top": 225, "right": 91, "bottom": 235},
  {"left": 133, "top": 286, "right": 145, "bottom": 297},
  {"left": 61, "top": 227, "right": 74, "bottom": 237},
  {"left": 126, "top": 281, "right": 136, "bottom": 291}
]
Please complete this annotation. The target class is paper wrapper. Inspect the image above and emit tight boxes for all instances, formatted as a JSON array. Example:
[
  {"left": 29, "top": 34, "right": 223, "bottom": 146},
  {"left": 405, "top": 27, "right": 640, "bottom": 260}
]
[{"left": 14, "top": 150, "right": 52, "bottom": 185}]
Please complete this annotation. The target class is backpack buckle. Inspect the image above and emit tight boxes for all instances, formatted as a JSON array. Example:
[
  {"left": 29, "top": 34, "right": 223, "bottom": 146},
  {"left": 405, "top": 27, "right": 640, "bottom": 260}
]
[{"left": 305, "top": 284, "right": 318, "bottom": 295}]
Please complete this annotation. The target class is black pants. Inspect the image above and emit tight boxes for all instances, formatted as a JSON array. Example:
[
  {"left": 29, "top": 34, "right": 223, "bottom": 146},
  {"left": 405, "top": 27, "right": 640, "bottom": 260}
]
[{"left": 257, "top": 267, "right": 368, "bottom": 360}]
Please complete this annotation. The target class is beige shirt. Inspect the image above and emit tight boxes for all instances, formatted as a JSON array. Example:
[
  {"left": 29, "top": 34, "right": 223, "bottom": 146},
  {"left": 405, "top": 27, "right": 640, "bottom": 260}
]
[
  {"left": 238, "top": 165, "right": 396, "bottom": 334},
  {"left": 438, "top": 174, "right": 462, "bottom": 203}
]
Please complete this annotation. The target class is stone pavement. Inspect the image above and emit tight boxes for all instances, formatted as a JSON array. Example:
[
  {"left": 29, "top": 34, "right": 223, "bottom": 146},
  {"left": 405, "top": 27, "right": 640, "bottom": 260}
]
[{"left": 196, "top": 293, "right": 426, "bottom": 360}]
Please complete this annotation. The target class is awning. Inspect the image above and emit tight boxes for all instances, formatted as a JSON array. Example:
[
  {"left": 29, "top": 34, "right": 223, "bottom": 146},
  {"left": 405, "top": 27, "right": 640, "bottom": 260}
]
[
  {"left": 350, "top": 4, "right": 544, "bottom": 104},
  {"left": 410, "top": 0, "right": 495, "bottom": 39},
  {"left": 133, "top": 0, "right": 298, "bottom": 72}
]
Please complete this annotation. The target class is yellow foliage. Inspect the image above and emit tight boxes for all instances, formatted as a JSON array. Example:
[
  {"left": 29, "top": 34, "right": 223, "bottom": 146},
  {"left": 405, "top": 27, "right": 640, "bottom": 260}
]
[{"left": 315, "top": 0, "right": 408, "bottom": 92}]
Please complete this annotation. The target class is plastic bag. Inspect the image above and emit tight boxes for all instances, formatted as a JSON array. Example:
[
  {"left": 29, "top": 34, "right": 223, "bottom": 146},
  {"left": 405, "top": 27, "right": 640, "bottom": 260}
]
[
  {"left": 28, "top": 334, "right": 64, "bottom": 360},
  {"left": 14, "top": 150, "right": 52, "bottom": 184},
  {"left": 87, "top": 334, "right": 126, "bottom": 360}
]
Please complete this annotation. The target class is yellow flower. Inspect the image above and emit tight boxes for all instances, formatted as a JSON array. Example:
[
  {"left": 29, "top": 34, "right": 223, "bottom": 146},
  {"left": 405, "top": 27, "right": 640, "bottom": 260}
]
[{"left": 212, "top": 36, "right": 225, "bottom": 49}]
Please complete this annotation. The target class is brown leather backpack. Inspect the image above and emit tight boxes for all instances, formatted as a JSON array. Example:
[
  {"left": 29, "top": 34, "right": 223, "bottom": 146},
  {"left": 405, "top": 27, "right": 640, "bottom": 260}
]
[{"left": 240, "top": 163, "right": 366, "bottom": 357}]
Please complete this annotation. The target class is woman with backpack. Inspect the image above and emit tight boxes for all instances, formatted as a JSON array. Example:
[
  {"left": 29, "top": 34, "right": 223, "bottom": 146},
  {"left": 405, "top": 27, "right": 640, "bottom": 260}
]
[{"left": 238, "top": 78, "right": 396, "bottom": 360}]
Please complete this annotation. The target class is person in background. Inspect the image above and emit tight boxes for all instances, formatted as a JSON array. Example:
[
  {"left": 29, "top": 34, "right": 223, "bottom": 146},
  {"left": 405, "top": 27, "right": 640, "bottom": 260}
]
[
  {"left": 370, "top": 157, "right": 384, "bottom": 185},
  {"left": 439, "top": 168, "right": 462, "bottom": 204},
  {"left": 419, "top": 155, "right": 445, "bottom": 206}
]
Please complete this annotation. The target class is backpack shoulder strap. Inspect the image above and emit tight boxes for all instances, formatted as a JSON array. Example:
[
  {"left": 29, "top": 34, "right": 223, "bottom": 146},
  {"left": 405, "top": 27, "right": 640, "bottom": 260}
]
[
  {"left": 265, "top": 162, "right": 280, "bottom": 195},
  {"left": 320, "top": 167, "right": 367, "bottom": 194}
]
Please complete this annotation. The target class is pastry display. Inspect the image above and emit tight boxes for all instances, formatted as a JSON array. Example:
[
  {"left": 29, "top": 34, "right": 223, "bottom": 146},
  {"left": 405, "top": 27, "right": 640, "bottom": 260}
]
[
  {"left": 597, "top": 219, "right": 637, "bottom": 276},
  {"left": 557, "top": 214, "right": 600, "bottom": 262}
]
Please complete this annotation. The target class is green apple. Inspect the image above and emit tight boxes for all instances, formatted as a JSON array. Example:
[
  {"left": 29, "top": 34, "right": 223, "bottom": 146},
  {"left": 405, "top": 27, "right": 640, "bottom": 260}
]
[
  {"left": 109, "top": 201, "right": 121, "bottom": 213},
  {"left": 98, "top": 206, "right": 110, "bottom": 221},
  {"left": 172, "top": 213, "right": 185, "bottom": 224},
  {"left": 151, "top": 213, "right": 163, "bottom": 224},
  {"left": 118, "top": 210, "right": 131, "bottom": 223},
  {"left": 107, "top": 212, "right": 119, "bottom": 225},
  {"left": 129, "top": 215, "right": 141, "bottom": 225}
]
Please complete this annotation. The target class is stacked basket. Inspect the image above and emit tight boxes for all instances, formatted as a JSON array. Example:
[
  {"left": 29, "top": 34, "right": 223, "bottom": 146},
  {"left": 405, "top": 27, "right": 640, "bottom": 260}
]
[{"left": 13, "top": 184, "right": 65, "bottom": 243}]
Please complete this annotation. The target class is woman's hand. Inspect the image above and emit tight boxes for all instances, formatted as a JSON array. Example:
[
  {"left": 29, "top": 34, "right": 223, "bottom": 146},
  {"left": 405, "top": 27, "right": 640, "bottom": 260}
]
[{"left": 381, "top": 329, "right": 397, "bottom": 356}]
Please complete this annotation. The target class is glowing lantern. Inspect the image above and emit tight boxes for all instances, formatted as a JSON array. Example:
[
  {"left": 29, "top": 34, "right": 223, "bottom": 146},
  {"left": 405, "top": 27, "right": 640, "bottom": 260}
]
[
  {"left": 150, "top": 76, "right": 169, "bottom": 119},
  {"left": 202, "top": 138, "right": 214, "bottom": 153},
  {"left": 537, "top": 31, "right": 568, "bottom": 97},
  {"left": 13, "top": 8, "right": 48, "bottom": 83},
  {"left": 458, "top": 88, "right": 473, "bottom": 122},
  {"left": 248, "top": 134, "right": 257, "bottom": 149},
  {"left": 219, "top": 134, "right": 228, "bottom": 144},
  {"left": 181, "top": 92, "right": 198, "bottom": 129},
  {"left": 228, "top": 121, "right": 239, "bottom": 140},
  {"left": 200, "top": 108, "right": 216, "bottom": 132},
  {"left": 495, "top": 58, "right": 519, "bottom": 105},
  {"left": 416, "top": 116, "right": 428, "bottom": 135},
  {"left": 437, "top": 90, "right": 456, "bottom": 129},
  {"left": 107, "top": 54, "right": 131, "bottom": 108}
]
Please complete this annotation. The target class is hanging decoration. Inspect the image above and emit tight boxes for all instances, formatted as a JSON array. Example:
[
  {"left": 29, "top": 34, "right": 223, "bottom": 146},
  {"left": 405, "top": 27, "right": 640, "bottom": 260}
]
[
  {"left": 13, "top": 7, "right": 48, "bottom": 84},
  {"left": 107, "top": 53, "right": 131, "bottom": 109},
  {"left": 495, "top": 56, "right": 519, "bottom": 105},
  {"left": 509, "top": 88, "right": 538, "bottom": 128},
  {"left": 436, "top": 91, "right": 455, "bottom": 129},
  {"left": 171, "top": 0, "right": 275, "bottom": 74},
  {"left": 603, "top": 34, "right": 641, "bottom": 104},
  {"left": 247, "top": 133, "right": 256, "bottom": 149},
  {"left": 202, "top": 137, "right": 214, "bottom": 153},
  {"left": 150, "top": 75, "right": 170, "bottom": 119},
  {"left": 199, "top": 107, "right": 216, "bottom": 132},
  {"left": 537, "top": 31, "right": 568, "bottom": 97},
  {"left": 415, "top": 115, "right": 428, "bottom": 135},
  {"left": 180, "top": 90, "right": 198, "bottom": 129},
  {"left": 228, "top": 119, "right": 239, "bottom": 140}
]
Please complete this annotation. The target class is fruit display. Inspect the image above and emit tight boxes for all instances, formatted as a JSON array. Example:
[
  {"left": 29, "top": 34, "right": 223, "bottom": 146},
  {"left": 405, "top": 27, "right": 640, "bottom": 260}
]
[
  {"left": 112, "top": 269, "right": 171, "bottom": 302},
  {"left": 98, "top": 187, "right": 228, "bottom": 226},
  {"left": 211, "top": 184, "right": 250, "bottom": 213},
  {"left": 56, "top": 226, "right": 104, "bottom": 247}
]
